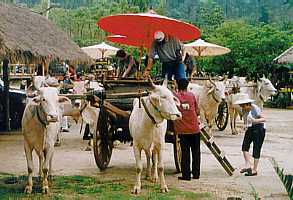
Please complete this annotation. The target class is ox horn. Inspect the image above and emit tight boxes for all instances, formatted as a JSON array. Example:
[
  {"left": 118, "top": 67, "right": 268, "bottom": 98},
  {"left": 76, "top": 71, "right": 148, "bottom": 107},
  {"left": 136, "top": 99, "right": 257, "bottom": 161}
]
[
  {"left": 163, "top": 74, "right": 168, "bottom": 87},
  {"left": 58, "top": 96, "right": 71, "bottom": 103},
  {"left": 209, "top": 77, "right": 216, "bottom": 87},
  {"left": 148, "top": 75, "right": 156, "bottom": 89}
]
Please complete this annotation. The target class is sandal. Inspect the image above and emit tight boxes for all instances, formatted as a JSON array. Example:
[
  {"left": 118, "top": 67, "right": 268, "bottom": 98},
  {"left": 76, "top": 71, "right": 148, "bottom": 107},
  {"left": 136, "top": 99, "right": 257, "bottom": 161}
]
[
  {"left": 240, "top": 168, "right": 251, "bottom": 173},
  {"left": 245, "top": 169, "right": 258, "bottom": 176}
]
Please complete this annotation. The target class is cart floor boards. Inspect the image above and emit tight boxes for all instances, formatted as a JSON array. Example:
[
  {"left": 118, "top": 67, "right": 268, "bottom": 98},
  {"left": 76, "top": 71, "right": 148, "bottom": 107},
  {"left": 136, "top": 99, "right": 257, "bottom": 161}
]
[{"left": 200, "top": 125, "right": 235, "bottom": 176}]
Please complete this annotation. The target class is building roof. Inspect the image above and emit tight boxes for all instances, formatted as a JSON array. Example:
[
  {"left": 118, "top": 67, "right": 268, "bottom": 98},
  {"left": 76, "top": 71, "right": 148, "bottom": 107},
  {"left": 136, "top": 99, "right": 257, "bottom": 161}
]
[
  {"left": 274, "top": 46, "right": 293, "bottom": 64},
  {"left": 0, "top": 2, "right": 92, "bottom": 64}
]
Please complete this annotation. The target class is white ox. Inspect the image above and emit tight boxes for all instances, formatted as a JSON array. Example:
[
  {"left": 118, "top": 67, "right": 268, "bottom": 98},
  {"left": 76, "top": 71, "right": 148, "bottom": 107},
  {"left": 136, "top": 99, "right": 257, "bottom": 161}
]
[
  {"left": 240, "top": 75, "right": 277, "bottom": 109},
  {"left": 22, "top": 87, "right": 69, "bottom": 194},
  {"left": 227, "top": 75, "right": 277, "bottom": 135},
  {"left": 129, "top": 79, "right": 181, "bottom": 194},
  {"left": 188, "top": 79, "right": 226, "bottom": 135}
]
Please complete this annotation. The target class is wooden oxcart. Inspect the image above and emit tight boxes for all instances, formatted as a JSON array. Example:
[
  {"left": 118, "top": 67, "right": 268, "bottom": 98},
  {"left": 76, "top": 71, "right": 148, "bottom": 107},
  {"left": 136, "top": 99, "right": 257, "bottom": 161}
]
[
  {"left": 84, "top": 79, "right": 182, "bottom": 172},
  {"left": 82, "top": 77, "right": 230, "bottom": 172}
]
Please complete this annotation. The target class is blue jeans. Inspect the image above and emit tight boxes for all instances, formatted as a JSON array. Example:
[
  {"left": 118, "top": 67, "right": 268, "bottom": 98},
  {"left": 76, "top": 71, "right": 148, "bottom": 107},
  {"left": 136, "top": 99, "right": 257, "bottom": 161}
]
[{"left": 162, "top": 61, "right": 186, "bottom": 81}]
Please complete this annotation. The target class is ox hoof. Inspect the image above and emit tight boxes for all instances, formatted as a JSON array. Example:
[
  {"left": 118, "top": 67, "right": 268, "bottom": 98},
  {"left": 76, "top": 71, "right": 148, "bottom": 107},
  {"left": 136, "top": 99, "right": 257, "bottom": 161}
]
[
  {"left": 160, "top": 185, "right": 169, "bottom": 193},
  {"left": 151, "top": 177, "right": 158, "bottom": 183},
  {"left": 24, "top": 185, "right": 32, "bottom": 194},
  {"left": 132, "top": 186, "right": 141, "bottom": 194},
  {"left": 85, "top": 146, "right": 92, "bottom": 151},
  {"left": 42, "top": 186, "right": 49, "bottom": 194},
  {"left": 54, "top": 140, "right": 61, "bottom": 147},
  {"left": 145, "top": 175, "right": 151, "bottom": 181}
]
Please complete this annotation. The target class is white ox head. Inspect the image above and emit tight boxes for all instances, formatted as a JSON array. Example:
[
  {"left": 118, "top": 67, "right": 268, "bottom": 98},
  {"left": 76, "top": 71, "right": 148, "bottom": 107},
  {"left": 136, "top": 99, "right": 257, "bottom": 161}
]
[
  {"left": 149, "top": 78, "right": 182, "bottom": 121},
  {"left": 205, "top": 79, "right": 226, "bottom": 103},
  {"left": 257, "top": 75, "right": 277, "bottom": 101},
  {"left": 32, "top": 87, "right": 69, "bottom": 123}
]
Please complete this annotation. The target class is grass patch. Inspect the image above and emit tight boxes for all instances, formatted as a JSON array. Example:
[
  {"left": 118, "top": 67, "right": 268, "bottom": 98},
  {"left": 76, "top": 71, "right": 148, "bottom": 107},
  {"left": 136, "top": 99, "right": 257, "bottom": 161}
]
[{"left": 0, "top": 174, "right": 212, "bottom": 200}]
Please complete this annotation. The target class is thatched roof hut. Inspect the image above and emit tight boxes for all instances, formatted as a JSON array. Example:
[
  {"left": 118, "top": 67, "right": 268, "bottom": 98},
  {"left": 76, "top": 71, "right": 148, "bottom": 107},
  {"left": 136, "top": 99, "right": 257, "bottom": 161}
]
[
  {"left": 274, "top": 46, "right": 293, "bottom": 64},
  {"left": 0, "top": 2, "right": 92, "bottom": 65}
]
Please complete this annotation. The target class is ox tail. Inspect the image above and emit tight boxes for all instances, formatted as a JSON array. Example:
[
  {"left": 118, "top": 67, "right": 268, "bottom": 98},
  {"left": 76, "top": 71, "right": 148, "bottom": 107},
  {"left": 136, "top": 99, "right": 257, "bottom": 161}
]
[{"left": 79, "top": 118, "right": 84, "bottom": 134}]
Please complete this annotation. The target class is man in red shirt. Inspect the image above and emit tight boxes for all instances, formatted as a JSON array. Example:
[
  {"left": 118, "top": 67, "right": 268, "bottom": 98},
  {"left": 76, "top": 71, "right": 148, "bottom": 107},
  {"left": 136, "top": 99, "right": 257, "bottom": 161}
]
[{"left": 174, "top": 79, "right": 201, "bottom": 180}]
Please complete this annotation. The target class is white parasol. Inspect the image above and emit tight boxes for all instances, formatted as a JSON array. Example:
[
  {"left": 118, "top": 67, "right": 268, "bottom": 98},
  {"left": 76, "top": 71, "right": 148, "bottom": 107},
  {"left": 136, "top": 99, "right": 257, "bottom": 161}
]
[
  {"left": 81, "top": 42, "right": 119, "bottom": 59},
  {"left": 184, "top": 39, "right": 231, "bottom": 57}
]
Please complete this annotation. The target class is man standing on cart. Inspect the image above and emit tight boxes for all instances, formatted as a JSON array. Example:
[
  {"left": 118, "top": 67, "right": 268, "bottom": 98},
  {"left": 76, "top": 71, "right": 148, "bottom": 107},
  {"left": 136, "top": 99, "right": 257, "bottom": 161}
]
[{"left": 143, "top": 31, "right": 186, "bottom": 81}]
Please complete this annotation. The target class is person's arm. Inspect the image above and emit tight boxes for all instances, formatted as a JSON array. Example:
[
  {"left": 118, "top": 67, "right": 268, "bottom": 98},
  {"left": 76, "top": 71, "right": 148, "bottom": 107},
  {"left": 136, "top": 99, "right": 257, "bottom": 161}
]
[
  {"left": 143, "top": 42, "right": 156, "bottom": 78},
  {"left": 194, "top": 95, "right": 200, "bottom": 116},
  {"left": 122, "top": 56, "right": 134, "bottom": 78},
  {"left": 143, "top": 57, "right": 153, "bottom": 78},
  {"left": 247, "top": 114, "right": 266, "bottom": 124},
  {"left": 180, "top": 42, "right": 184, "bottom": 61},
  {"left": 116, "top": 66, "right": 121, "bottom": 77},
  {"left": 190, "top": 62, "right": 197, "bottom": 77}
]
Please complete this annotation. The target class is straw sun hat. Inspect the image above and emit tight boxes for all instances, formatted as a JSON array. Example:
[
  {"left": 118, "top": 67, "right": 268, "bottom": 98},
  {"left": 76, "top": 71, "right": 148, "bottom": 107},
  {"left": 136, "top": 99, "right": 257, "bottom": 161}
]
[{"left": 234, "top": 93, "right": 255, "bottom": 105}]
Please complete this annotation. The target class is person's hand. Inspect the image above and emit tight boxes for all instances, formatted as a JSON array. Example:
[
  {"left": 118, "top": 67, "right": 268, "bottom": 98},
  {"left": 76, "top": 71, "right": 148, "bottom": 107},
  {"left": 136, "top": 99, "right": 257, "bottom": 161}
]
[{"left": 143, "top": 70, "right": 150, "bottom": 79}]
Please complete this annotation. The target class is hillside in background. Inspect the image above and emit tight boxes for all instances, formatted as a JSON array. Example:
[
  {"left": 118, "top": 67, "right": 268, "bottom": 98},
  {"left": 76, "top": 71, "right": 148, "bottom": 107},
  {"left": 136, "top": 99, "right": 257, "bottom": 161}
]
[{"left": 1, "top": 0, "right": 292, "bottom": 79}]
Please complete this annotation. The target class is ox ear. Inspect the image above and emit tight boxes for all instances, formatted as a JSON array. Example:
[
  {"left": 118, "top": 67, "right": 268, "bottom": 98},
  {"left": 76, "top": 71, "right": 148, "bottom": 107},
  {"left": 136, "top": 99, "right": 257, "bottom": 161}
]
[
  {"left": 148, "top": 76, "right": 156, "bottom": 89},
  {"left": 174, "top": 96, "right": 181, "bottom": 106},
  {"left": 222, "top": 75, "right": 228, "bottom": 84},
  {"left": 58, "top": 96, "right": 71, "bottom": 103},
  {"left": 162, "top": 75, "right": 168, "bottom": 87},
  {"left": 30, "top": 96, "right": 41, "bottom": 105}
]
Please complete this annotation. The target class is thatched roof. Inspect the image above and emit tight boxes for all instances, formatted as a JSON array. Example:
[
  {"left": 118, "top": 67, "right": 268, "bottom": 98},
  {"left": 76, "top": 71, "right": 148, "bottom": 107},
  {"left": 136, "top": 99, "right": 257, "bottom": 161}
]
[
  {"left": 274, "top": 46, "right": 293, "bottom": 64},
  {"left": 0, "top": 2, "right": 92, "bottom": 64}
]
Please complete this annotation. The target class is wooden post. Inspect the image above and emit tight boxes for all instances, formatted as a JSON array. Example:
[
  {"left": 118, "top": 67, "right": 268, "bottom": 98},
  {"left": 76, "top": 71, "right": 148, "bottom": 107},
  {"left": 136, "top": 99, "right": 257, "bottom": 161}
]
[{"left": 3, "top": 58, "right": 10, "bottom": 131}]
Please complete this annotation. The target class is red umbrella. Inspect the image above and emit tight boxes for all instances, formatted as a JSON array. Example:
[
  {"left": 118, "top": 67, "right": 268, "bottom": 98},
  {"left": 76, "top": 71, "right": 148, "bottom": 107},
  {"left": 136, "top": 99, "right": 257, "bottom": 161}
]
[
  {"left": 97, "top": 12, "right": 200, "bottom": 45},
  {"left": 107, "top": 35, "right": 151, "bottom": 48}
]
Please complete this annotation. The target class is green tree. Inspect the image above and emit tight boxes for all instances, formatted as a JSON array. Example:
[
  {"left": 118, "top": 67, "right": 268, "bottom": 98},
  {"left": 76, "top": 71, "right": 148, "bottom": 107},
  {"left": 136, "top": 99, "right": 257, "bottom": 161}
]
[{"left": 200, "top": 21, "right": 292, "bottom": 78}]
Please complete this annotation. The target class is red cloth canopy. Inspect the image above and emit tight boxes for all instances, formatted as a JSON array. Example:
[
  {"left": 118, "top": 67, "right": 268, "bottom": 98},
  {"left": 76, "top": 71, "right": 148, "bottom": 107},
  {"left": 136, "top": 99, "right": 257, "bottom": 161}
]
[
  {"left": 107, "top": 35, "right": 151, "bottom": 48},
  {"left": 98, "top": 12, "right": 201, "bottom": 47}
]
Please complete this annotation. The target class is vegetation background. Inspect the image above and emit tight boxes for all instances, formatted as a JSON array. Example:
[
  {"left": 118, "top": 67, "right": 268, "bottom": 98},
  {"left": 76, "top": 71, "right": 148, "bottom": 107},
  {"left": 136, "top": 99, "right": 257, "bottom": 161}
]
[{"left": 1, "top": 0, "right": 293, "bottom": 79}]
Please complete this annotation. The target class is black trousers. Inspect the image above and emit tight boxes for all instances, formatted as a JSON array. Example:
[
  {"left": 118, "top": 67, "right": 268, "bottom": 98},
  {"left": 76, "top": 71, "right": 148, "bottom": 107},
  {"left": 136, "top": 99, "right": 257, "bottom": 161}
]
[
  {"left": 179, "top": 133, "right": 201, "bottom": 178},
  {"left": 242, "top": 124, "right": 266, "bottom": 159}
]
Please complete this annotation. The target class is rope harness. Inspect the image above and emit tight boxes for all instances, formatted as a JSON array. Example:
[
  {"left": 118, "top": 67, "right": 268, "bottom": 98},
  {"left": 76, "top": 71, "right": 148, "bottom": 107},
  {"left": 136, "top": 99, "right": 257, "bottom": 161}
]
[{"left": 36, "top": 105, "right": 48, "bottom": 127}]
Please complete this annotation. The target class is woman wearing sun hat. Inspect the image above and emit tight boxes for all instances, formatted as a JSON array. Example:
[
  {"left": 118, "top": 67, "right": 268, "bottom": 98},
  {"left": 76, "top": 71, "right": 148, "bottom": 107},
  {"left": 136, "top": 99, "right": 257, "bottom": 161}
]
[{"left": 234, "top": 93, "right": 266, "bottom": 176}]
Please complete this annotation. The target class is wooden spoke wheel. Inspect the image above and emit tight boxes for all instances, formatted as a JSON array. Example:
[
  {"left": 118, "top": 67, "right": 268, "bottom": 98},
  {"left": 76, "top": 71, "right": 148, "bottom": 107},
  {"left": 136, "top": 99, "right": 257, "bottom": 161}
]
[
  {"left": 93, "top": 107, "right": 113, "bottom": 171},
  {"left": 215, "top": 100, "right": 229, "bottom": 131},
  {"left": 173, "top": 133, "right": 181, "bottom": 173}
]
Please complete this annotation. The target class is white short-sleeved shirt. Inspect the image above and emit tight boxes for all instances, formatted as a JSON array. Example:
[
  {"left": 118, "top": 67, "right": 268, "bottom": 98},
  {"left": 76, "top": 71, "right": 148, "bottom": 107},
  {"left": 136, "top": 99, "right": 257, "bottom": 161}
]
[{"left": 244, "top": 104, "right": 266, "bottom": 129}]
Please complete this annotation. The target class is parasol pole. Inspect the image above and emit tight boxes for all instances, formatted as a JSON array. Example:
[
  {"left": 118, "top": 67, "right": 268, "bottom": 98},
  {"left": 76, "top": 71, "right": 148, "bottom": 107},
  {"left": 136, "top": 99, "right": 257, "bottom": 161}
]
[
  {"left": 3, "top": 58, "right": 10, "bottom": 131},
  {"left": 46, "top": 0, "right": 51, "bottom": 19}
]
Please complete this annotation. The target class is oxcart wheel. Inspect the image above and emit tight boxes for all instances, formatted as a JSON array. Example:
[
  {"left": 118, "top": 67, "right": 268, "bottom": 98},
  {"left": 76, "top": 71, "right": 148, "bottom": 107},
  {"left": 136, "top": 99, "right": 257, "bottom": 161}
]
[
  {"left": 173, "top": 133, "right": 181, "bottom": 173},
  {"left": 215, "top": 100, "right": 229, "bottom": 131},
  {"left": 93, "top": 107, "right": 113, "bottom": 171}
]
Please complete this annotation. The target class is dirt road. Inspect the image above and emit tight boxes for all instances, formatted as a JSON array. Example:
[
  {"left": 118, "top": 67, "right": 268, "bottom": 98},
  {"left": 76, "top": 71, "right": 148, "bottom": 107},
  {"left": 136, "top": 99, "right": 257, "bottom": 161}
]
[{"left": 0, "top": 108, "right": 292, "bottom": 199}]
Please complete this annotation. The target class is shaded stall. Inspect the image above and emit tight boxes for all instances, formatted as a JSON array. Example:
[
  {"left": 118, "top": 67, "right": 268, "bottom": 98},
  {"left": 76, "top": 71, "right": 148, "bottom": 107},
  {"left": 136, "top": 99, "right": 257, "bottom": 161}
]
[
  {"left": 0, "top": 2, "right": 92, "bottom": 131},
  {"left": 273, "top": 46, "right": 293, "bottom": 108}
]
